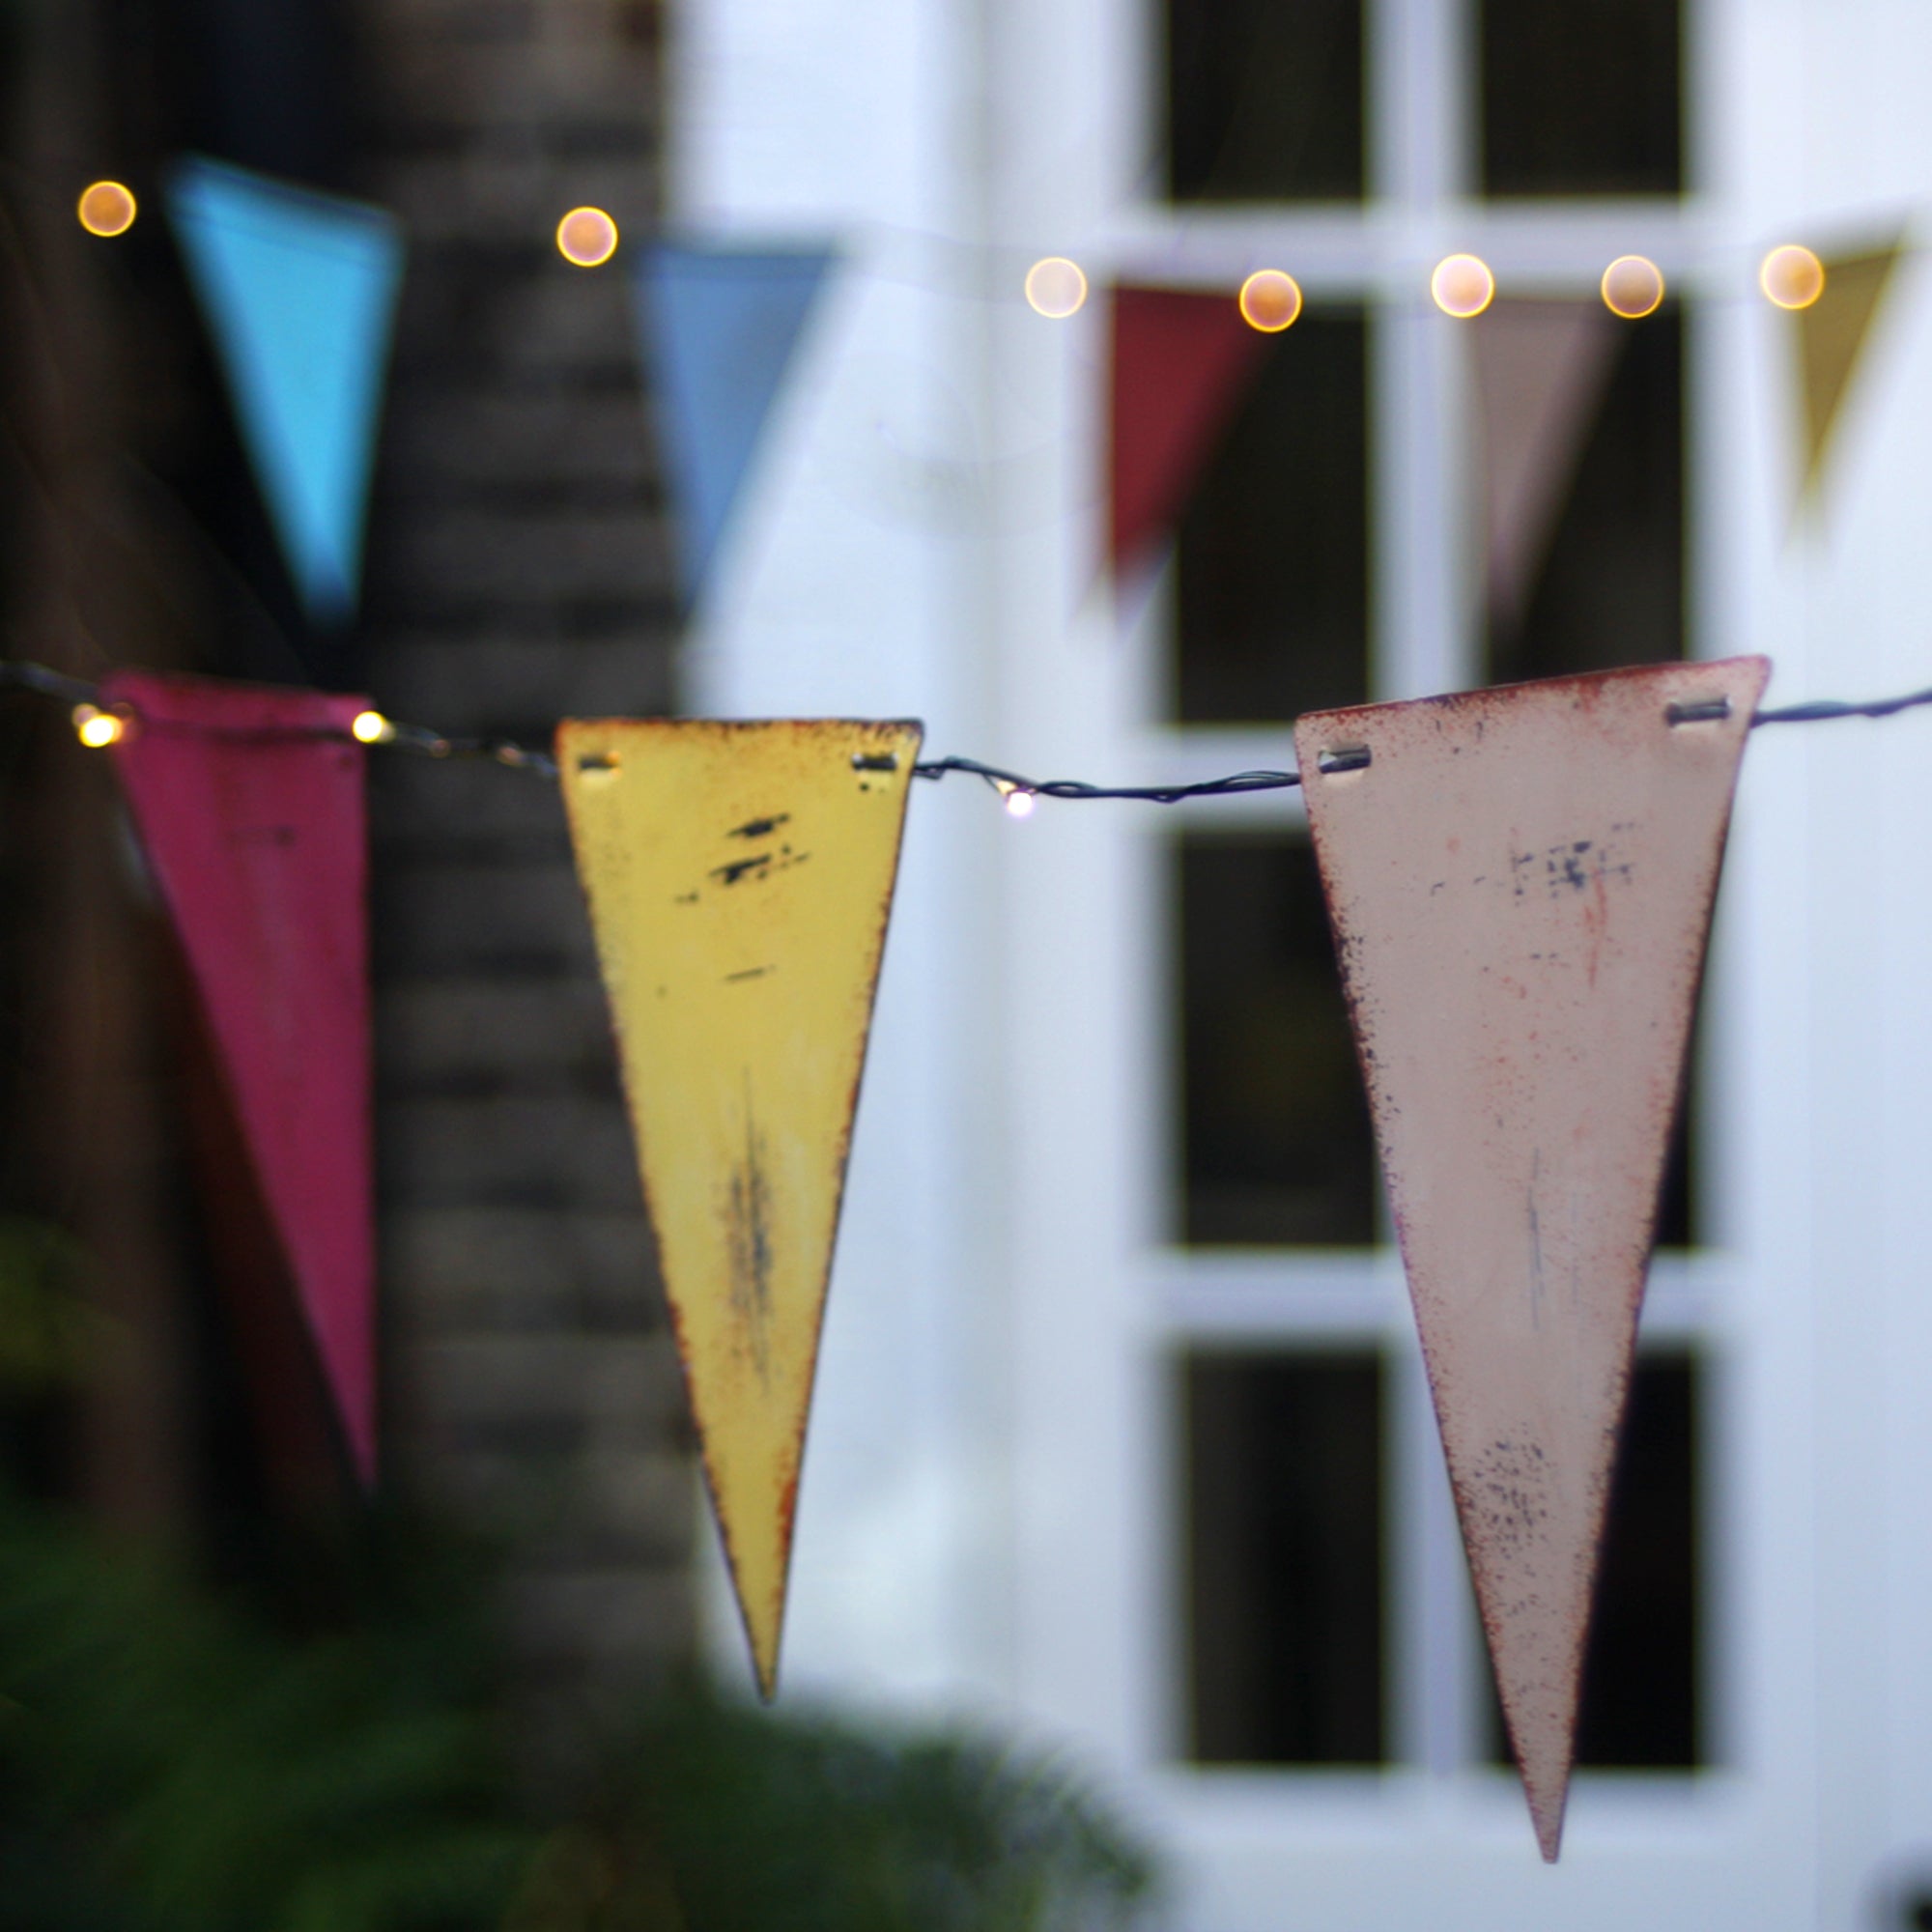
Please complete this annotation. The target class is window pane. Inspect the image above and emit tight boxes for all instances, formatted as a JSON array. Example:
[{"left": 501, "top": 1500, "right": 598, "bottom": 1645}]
[
  {"left": 1174, "top": 309, "right": 1371, "bottom": 724},
  {"left": 1486, "top": 308, "right": 1683, "bottom": 688},
  {"left": 1183, "top": 1352, "right": 1385, "bottom": 1764},
  {"left": 1480, "top": 0, "right": 1682, "bottom": 197},
  {"left": 1178, "top": 835, "right": 1376, "bottom": 1245},
  {"left": 1484, "top": 1353, "right": 1701, "bottom": 1767},
  {"left": 1167, "top": 0, "right": 1364, "bottom": 202}
]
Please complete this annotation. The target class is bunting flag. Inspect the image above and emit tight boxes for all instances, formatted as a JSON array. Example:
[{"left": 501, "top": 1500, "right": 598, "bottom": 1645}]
[
  {"left": 166, "top": 156, "right": 405, "bottom": 627},
  {"left": 1472, "top": 299, "right": 1624, "bottom": 634},
  {"left": 631, "top": 243, "right": 836, "bottom": 607},
  {"left": 557, "top": 718, "right": 923, "bottom": 1695},
  {"left": 1795, "top": 238, "right": 1906, "bottom": 500},
  {"left": 101, "top": 670, "right": 377, "bottom": 1484},
  {"left": 1294, "top": 656, "right": 1768, "bottom": 1860},
  {"left": 1110, "top": 284, "right": 1272, "bottom": 580}
]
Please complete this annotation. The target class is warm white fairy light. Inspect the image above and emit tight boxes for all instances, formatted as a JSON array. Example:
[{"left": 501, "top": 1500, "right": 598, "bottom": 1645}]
[
  {"left": 556, "top": 207, "right": 619, "bottom": 268},
  {"left": 1024, "top": 257, "right": 1087, "bottom": 319},
  {"left": 994, "top": 780, "right": 1037, "bottom": 818},
  {"left": 1431, "top": 253, "right": 1495, "bottom": 319},
  {"left": 351, "top": 710, "right": 395, "bottom": 744},
  {"left": 71, "top": 704, "right": 123, "bottom": 748}
]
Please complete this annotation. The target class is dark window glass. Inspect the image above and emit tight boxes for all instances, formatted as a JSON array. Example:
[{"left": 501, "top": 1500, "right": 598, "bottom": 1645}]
[
  {"left": 1486, "top": 307, "right": 1683, "bottom": 688},
  {"left": 1184, "top": 1352, "right": 1385, "bottom": 1763},
  {"left": 1480, "top": 0, "right": 1682, "bottom": 197},
  {"left": 1653, "top": 991, "right": 1701, "bottom": 1249},
  {"left": 1179, "top": 835, "right": 1376, "bottom": 1245},
  {"left": 1485, "top": 1353, "right": 1701, "bottom": 1767},
  {"left": 1167, "top": 0, "right": 1364, "bottom": 202},
  {"left": 1174, "top": 310, "right": 1370, "bottom": 724}
]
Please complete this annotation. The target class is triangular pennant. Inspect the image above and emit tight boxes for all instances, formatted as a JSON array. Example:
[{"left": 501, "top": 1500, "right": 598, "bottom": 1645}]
[
  {"left": 101, "top": 670, "right": 377, "bottom": 1484},
  {"left": 1294, "top": 657, "right": 1768, "bottom": 1859},
  {"left": 1472, "top": 299, "right": 1624, "bottom": 633},
  {"left": 1109, "top": 284, "right": 1273, "bottom": 579},
  {"left": 557, "top": 718, "right": 922, "bottom": 1694},
  {"left": 166, "top": 156, "right": 405, "bottom": 626},
  {"left": 1797, "top": 239, "right": 1906, "bottom": 499},
  {"left": 632, "top": 244, "right": 836, "bottom": 606}
]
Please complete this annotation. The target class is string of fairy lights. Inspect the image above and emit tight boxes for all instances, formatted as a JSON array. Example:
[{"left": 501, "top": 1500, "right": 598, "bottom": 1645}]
[
  {"left": 7, "top": 659, "right": 1931, "bottom": 817},
  {"left": 72, "top": 176, "right": 1840, "bottom": 326}
]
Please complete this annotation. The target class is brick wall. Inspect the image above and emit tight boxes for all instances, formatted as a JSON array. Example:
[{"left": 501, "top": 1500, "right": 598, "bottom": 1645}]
[{"left": 358, "top": 0, "right": 695, "bottom": 1693}]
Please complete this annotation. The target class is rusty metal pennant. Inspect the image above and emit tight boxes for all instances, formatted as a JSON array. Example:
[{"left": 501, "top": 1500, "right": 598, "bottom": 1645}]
[
  {"left": 557, "top": 719, "right": 923, "bottom": 1696},
  {"left": 1294, "top": 658, "right": 1767, "bottom": 1859}
]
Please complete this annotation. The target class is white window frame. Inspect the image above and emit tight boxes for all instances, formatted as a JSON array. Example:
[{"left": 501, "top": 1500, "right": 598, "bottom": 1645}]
[{"left": 989, "top": 0, "right": 1825, "bottom": 1919}]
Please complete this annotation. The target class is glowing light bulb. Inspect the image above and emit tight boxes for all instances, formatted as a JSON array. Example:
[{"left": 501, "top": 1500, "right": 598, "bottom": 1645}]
[
  {"left": 1431, "top": 253, "right": 1495, "bottom": 319},
  {"left": 1024, "top": 257, "right": 1087, "bottom": 319},
  {"left": 994, "top": 780, "right": 1037, "bottom": 818},
  {"left": 351, "top": 710, "right": 394, "bottom": 745},
  {"left": 556, "top": 207, "right": 619, "bottom": 268},
  {"left": 1238, "top": 269, "right": 1302, "bottom": 332},
  {"left": 71, "top": 704, "right": 123, "bottom": 748},
  {"left": 77, "top": 181, "right": 137, "bottom": 237},
  {"left": 1760, "top": 243, "right": 1825, "bottom": 311},
  {"left": 1601, "top": 254, "right": 1665, "bottom": 319}
]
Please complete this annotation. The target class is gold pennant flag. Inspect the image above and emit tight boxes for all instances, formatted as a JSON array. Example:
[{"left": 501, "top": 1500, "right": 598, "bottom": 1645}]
[
  {"left": 558, "top": 719, "right": 923, "bottom": 1695},
  {"left": 1798, "top": 239, "right": 1905, "bottom": 499},
  {"left": 1295, "top": 658, "right": 1766, "bottom": 1860}
]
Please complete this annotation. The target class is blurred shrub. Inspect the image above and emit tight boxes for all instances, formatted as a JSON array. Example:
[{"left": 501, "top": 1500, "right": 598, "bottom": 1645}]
[{"left": 0, "top": 1487, "right": 1154, "bottom": 1930}]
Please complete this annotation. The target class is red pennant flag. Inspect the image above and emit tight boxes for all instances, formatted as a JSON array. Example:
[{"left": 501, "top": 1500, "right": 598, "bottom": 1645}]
[
  {"left": 1110, "top": 285, "right": 1271, "bottom": 578},
  {"left": 102, "top": 670, "right": 377, "bottom": 1485},
  {"left": 1294, "top": 657, "right": 1767, "bottom": 1860}
]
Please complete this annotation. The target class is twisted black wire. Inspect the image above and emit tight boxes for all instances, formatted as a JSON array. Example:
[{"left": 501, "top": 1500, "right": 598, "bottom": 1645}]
[{"left": 6, "top": 658, "right": 1932, "bottom": 800}]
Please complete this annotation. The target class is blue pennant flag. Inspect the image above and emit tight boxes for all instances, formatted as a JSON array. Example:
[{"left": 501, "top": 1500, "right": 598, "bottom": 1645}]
[
  {"left": 633, "top": 243, "right": 836, "bottom": 607},
  {"left": 167, "top": 156, "right": 405, "bottom": 627}
]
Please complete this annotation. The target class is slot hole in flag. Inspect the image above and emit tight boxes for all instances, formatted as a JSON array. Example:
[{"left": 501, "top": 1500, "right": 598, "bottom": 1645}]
[
  {"left": 1664, "top": 697, "right": 1732, "bottom": 726},
  {"left": 1316, "top": 745, "right": 1372, "bottom": 776},
  {"left": 851, "top": 752, "right": 899, "bottom": 772}
]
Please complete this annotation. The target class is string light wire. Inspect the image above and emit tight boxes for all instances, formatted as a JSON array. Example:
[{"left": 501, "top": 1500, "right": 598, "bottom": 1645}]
[{"left": 4, "top": 659, "right": 1931, "bottom": 805}]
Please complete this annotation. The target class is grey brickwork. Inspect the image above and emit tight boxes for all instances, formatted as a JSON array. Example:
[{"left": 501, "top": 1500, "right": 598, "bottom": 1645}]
[{"left": 356, "top": 0, "right": 696, "bottom": 1692}]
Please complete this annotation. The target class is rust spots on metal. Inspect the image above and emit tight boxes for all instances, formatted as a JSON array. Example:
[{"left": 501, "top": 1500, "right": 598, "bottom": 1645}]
[
  {"left": 1294, "top": 657, "right": 1767, "bottom": 1860},
  {"left": 724, "top": 1082, "right": 776, "bottom": 1381}
]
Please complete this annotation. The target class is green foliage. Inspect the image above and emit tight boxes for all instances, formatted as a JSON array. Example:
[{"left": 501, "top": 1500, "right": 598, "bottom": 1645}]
[
  {"left": 0, "top": 1492, "right": 1155, "bottom": 1930},
  {"left": 511, "top": 1689, "right": 1156, "bottom": 1932},
  {"left": 0, "top": 1215, "right": 108, "bottom": 1391},
  {"left": 0, "top": 1492, "right": 532, "bottom": 1929}
]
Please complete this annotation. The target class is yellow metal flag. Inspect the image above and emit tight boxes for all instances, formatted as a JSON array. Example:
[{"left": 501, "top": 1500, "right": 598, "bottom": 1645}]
[
  {"left": 557, "top": 719, "right": 923, "bottom": 1696},
  {"left": 1797, "top": 239, "right": 1905, "bottom": 501}
]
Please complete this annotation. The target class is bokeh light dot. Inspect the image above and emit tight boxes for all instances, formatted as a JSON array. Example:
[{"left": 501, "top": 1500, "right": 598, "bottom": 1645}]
[
  {"left": 556, "top": 207, "right": 619, "bottom": 268},
  {"left": 1024, "top": 257, "right": 1087, "bottom": 319},
  {"left": 1431, "top": 253, "right": 1495, "bottom": 319},
  {"left": 1238, "top": 269, "right": 1303, "bottom": 332},
  {"left": 351, "top": 710, "right": 393, "bottom": 744},
  {"left": 1601, "top": 254, "right": 1665, "bottom": 319},
  {"left": 77, "top": 181, "right": 137, "bottom": 238},
  {"left": 71, "top": 704, "right": 124, "bottom": 748},
  {"left": 1761, "top": 243, "right": 1826, "bottom": 310}
]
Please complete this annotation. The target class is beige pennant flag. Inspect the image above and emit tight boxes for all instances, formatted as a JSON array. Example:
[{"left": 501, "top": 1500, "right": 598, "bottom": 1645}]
[
  {"left": 558, "top": 718, "right": 923, "bottom": 1696},
  {"left": 1472, "top": 299, "right": 1624, "bottom": 635},
  {"left": 1797, "top": 239, "right": 1905, "bottom": 500},
  {"left": 1294, "top": 657, "right": 1767, "bottom": 1860}
]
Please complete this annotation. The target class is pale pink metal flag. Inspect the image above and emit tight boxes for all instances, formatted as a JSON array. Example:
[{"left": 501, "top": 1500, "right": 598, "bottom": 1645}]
[
  {"left": 1473, "top": 300, "right": 1623, "bottom": 634},
  {"left": 1294, "top": 657, "right": 1767, "bottom": 1860},
  {"left": 103, "top": 670, "right": 377, "bottom": 1485}
]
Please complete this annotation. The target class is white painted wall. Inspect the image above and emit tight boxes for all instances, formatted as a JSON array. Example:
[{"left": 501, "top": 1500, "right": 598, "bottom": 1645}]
[{"left": 667, "top": 0, "right": 1932, "bottom": 1923}]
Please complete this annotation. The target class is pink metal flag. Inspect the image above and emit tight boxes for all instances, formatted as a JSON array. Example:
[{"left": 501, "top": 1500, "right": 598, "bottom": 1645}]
[
  {"left": 1294, "top": 657, "right": 1768, "bottom": 1859},
  {"left": 102, "top": 670, "right": 377, "bottom": 1485}
]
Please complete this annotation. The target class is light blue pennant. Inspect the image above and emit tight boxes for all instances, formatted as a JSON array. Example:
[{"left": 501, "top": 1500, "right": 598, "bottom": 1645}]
[
  {"left": 632, "top": 243, "right": 836, "bottom": 607},
  {"left": 167, "top": 156, "right": 405, "bottom": 627}
]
